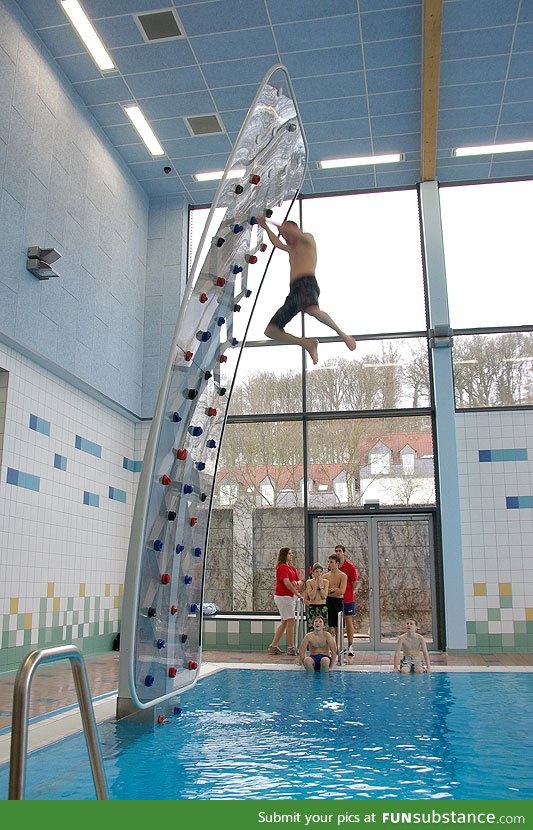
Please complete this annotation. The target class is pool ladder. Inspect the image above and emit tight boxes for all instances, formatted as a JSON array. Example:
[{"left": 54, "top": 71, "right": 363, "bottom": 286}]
[{"left": 8, "top": 644, "right": 109, "bottom": 800}]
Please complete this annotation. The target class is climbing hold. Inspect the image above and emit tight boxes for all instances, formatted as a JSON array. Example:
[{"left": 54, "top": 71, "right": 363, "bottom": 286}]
[
  {"left": 161, "top": 475, "right": 172, "bottom": 486},
  {"left": 216, "top": 237, "right": 225, "bottom": 247},
  {"left": 184, "top": 575, "right": 193, "bottom": 585},
  {"left": 168, "top": 667, "right": 177, "bottom": 678},
  {"left": 168, "top": 511, "right": 176, "bottom": 521},
  {"left": 245, "top": 289, "right": 252, "bottom": 297},
  {"left": 173, "top": 706, "right": 182, "bottom": 716},
  {"left": 219, "top": 354, "right": 227, "bottom": 363},
  {"left": 235, "top": 184, "right": 244, "bottom": 194},
  {"left": 206, "top": 407, "right": 217, "bottom": 416},
  {"left": 190, "top": 603, "right": 199, "bottom": 613},
  {"left": 196, "top": 330, "right": 211, "bottom": 342},
  {"left": 249, "top": 216, "right": 258, "bottom": 225},
  {"left": 157, "top": 639, "right": 166, "bottom": 649},
  {"left": 188, "top": 661, "right": 198, "bottom": 670},
  {"left": 216, "top": 276, "right": 226, "bottom": 287},
  {"left": 185, "top": 389, "right": 198, "bottom": 399},
  {"left": 249, "top": 174, "right": 260, "bottom": 184},
  {"left": 154, "top": 539, "right": 163, "bottom": 552},
  {"left": 200, "top": 492, "right": 207, "bottom": 502},
  {"left": 231, "top": 337, "right": 239, "bottom": 347},
  {"left": 199, "top": 293, "right": 208, "bottom": 303},
  {"left": 234, "top": 304, "right": 241, "bottom": 312},
  {"left": 189, "top": 426, "right": 203, "bottom": 437},
  {"left": 260, "top": 243, "right": 267, "bottom": 252},
  {"left": 161, "top": 573, "right": 171, "bottom": 584},
  {"left": 194, "top": 547, "right": 202, "bottom": 557},
  {"left": 183, "top": 484, "right": 193, "bottom": 494},
  {"left": 148, "top": 607, "right": 157, "bottom": 618},
  {"left": 287, "top": 122, "right": 297, "bottom": 132},
  {"left": 185, "top": 351, "right": 193, "bottom": 361},
  {"left": 207, "top": 439, "right": 216, "bottom": 449},
  {"left": 157, "top": 714, "right": 165, "bottom": 724},
  {"left": 180, "top": 634, "right": 188, "bottom": 643},
  {"left": 233, "top": 224, "right": 244, "bottom": 233},
  {"left": 170, "top": 605, "right": 178, "bottom": 615},
  {"left": 232, "top": 265, "right": 243, "bottom": 275},
  {"left": 172, "top": 412, "right": 182, "bottom": 423},
  {"left": 218, "top": 387, "right": 227, "bottom": 396},
  {"left": 196, "top": 461, "right": 205, "bottom": 471},
  {"left": 145, "top": 675, "right": 155, "bottom": 687},
  {"left": 246, "top": 254, "right": 257, "bottom": 264},
  {"left": 204, "top": 370, "right": 212, "bottom": 380},
  {"left": 176, "top": 544, "right": 184, "bottom": 554},
  {"left": 176, "top": 448, "right": 187, "bottom": 460},
  {"left": 190, "top": 517, "right": 198, "bottom": 526},
  {"left": 265, "top": 208, "right": 273, "bottom": 218},
  {"left": 217, "top": 317, "right": 225, "bottom": 326}
]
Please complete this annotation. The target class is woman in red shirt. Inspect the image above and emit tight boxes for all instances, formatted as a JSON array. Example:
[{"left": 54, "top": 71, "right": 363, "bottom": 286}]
[{"left": 268, "top": 547, "right": 302, "bottom": 656}]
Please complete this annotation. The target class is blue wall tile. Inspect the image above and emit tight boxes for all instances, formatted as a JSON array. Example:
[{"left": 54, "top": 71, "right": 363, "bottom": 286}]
[
  {"left": 479, "top": 448, "right": 528, "bottom": 462},
  {"left": 75, "top": 435, "right": 102, "bottom": 458},
  {"left": 83, "top": 491, "right": 99, "bottom": 507},
  {"left": 7, "top": 468, "right": 40, "bottom": 491},
  {"left": 29, "top": 414, "right": 51, "bottom": 436},
  {"left": 109, "top": 486, "right": 127, "bottom": 503},
  {"left": 506, "top": 496, "right": 533, "bottom": 509}
]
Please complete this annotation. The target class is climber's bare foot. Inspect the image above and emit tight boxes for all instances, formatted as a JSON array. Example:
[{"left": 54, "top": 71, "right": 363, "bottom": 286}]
[
  {"left": 304, "top": 338, "right": 319, "bottom": 365},
  {"left": 343, "top": 334, "right": 357, "bottom": 351}
]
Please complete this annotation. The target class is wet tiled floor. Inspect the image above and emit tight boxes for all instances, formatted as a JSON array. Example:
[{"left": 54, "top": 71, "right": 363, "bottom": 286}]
[{"left": 1, "top": 648, "right": 532, "bottom": 732}]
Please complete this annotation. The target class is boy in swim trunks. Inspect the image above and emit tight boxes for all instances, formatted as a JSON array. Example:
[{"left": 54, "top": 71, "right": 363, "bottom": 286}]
[
  {"left": 304, "top": 562, "right": 329, "bottom": 632},
  {"left": 257, "top": 215, "right": 356, "bottom": 365},
  {"left": 323, "top": 553, "right": 347, "bottom": 644},
  {"left": 298, "top": 615, "right": 338, "bottom": 673},
  {"left": 393, "top": 619, "right": 431, "bottom": 673}
]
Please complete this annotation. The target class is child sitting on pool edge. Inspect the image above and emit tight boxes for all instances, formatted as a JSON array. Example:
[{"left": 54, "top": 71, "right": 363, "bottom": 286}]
[
  {"left": 393, "top": 619, "right": 431, "bottom": 673},
  {"left": 298, "top": 615, "right": 338, "bottom": 672}
]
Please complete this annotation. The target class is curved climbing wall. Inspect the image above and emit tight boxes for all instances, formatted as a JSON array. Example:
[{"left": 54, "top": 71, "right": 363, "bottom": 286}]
[{"left": 118, "top": 65, "right": 307, "bottom": 710}]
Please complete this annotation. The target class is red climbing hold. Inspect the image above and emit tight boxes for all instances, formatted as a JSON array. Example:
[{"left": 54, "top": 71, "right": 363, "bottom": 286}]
[
  {"left": 168, "top": 667, "right": 177, "bottom": 678},
  {"left": 260, "top": 243, "right": 267, "bottom": 252},
  {"left": 249, "top": 174, "right": 261, "bottom": 185},
  {"left": 246, "top": 254, "right": 257, "bottom": 264},
  {"left": 216, "top": 277, "right": 226, "bottom": 287},
  {"left": 199, "top": 293, "right": 208, "bottom": 303},
  {"left": 185, "top": 351, "right": 193, "bottom": 361},
  {"left": 161, "top": 573, "right": 171, "bottom": 584},
  {"left": 219, "top": 354, "right": 227, "bottom": 363},
  {"left": 206, "top": 407, "right": 217, "bottom": 416},
  {"left": 176, "top": 449, "right": 187, "bottom": 460},
  {"left": 170, "top": 605, "right": 178, "bottom": 615},
  {"left": 157, "top": 715, "right": 165, "bottom": 724},
  {"left": 161, "top": 475, "right": 172, "bottom": 486},
  {"left": 188, "top": 660, "right": 198, "bottom": 670},
  {"left": 190, "top": 517, "right": 198, "bottom": 526}
]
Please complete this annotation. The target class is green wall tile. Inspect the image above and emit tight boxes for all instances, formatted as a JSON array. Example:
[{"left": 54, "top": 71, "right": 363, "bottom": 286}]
[{"left": 487, "top": 608, "right": 501, "bottom": 621}]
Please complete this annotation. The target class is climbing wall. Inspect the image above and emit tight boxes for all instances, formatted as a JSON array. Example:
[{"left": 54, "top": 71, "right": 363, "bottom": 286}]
[{"left": 117, "top": 65, "right": 307, "bottom": 712}]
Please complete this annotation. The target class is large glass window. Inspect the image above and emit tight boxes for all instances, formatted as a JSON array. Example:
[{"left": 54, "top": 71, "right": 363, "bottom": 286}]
[
  {"left": 440, "top": 180, "right": 533, "bottom": 329},
  {"left": 453, "top": 331, "right": 533, "bottom": 408},
  {"left": 301, "top": 190, "right": 426, "bottom": 336},
  {"left": 224, "top": 345, "right": 303, "bottom": 417}
]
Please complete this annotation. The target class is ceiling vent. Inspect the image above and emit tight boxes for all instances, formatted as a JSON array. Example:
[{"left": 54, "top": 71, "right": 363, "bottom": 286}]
[
  {"left": 135, "top": 10, "right": 182, "bottom": 42},
  {"left": 185, "top": 114, "right": 224, "bottom": 136}
]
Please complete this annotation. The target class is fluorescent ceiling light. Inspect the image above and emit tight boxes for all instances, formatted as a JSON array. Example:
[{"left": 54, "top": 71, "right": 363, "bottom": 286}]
[
  {"left": 454, "top": 141, "right": 533, "bottom": 158},
  {"left": 192, "top": 169, "right": 245, "bottom": 182},
  {"left": 124, "top": 105, "right": 164, "bottom": 156},
  {"left": 318, "top": 153, "right": 403, "bottom": 170},
  {"left": 60, "top": 0, "right": 115, "bottom": 71}
]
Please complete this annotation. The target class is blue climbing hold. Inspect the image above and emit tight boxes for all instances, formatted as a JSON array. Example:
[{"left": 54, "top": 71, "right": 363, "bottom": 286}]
[
  {"left": 231, "top": 338, "right": 238, "bottom": 347},
  {"left": 189, "top": 426, "right": 203, "bottom": 437},
  {"left": 233, "top": 224, "right": 244, "bottom": 233},
  {"left": 154, "top": 539, "right": 163, "bottom": 552},
  {"left": 157, "top": 639, "right": 166, "bottom": 649},
  {"left": 183, "top": 484, "right": 193, "bottom": 494},
  {"left": 232, "top": 265, "right": 243, "bottom": 275},
  {"left": 184, "top": 575, "right": 193, "bottom": 584},
  {"left": 207, "top": 439, "right": 216, "bottom": 449},
  {"left": 194, "top": 547, "right": 202, "bottom": 557},
  {"left": 176, "top": 544, "right": 184, "bottom": 554},
  {"left": 249, "top": 216, "right": 258, "bottom": 225},
  {"left": 197, "top": 330, "right": 211, "bottom": 342},
  {"left": 172, "top": 412, "right": 182, "bottom": 422},
  {"left": 190, "top": 603, "right": 199, "bottom": 613},
  {"left": 217, "top": 317, "right": 225, "bottom": 326},
  {"left": 145, "top": 675, "right": 155, "bottom": 687}
]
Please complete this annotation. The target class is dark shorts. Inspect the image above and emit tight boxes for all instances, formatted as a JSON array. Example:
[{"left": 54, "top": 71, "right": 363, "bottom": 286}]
[
  {"left": 269, "top": 274, "right": 320, "bottom": 329},
  {"left": 343, "top": 601, "right": 356, "bottom": 616},
  {"left": 326, "top": 597, "right": 344, "bottom": 629},
  {"left": 311, "top": 653, "right": 330, "bottom": 672}
]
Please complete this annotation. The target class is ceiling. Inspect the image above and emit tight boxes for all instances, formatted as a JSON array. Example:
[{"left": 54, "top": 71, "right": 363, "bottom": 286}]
[{"left": 14, "top": 0, "right": 533, "bottom": 204}]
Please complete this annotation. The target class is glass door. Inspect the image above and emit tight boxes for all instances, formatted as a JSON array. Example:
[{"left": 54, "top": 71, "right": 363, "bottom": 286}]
[{"left": 312, "top": 514, "right": 436, "bottom": 650}]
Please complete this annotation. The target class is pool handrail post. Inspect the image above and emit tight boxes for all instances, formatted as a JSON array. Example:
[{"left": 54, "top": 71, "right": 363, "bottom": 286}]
[
  {"left": 337, "top": 611, "right": 344, "bottom": 666},
  {"left": 8, "top": 644, "right": 109, "bottom": 800},
  {"left": 295, "top": 597, "right": 304, "bottom": 651}
]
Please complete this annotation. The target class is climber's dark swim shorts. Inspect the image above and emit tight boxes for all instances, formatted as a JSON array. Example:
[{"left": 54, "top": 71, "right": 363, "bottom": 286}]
[{"left": 268, "top": 274, "right": 320, "bottom": 330}]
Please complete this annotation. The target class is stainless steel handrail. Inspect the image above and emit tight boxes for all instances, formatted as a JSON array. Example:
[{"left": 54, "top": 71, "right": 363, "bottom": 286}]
[
  {"left": 337, "top": 611, "right": 345, "bottom": 666},
  {"left": 294, "top": 597, "right": 305, "bottom": 651},
  {"left": 8, "top": 644, "right": 109, "bottom": 800}
]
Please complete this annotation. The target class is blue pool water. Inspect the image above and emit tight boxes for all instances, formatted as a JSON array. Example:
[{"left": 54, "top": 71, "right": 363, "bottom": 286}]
[{"left": 1, "top": 669, "right": 532, "bottom": 800}]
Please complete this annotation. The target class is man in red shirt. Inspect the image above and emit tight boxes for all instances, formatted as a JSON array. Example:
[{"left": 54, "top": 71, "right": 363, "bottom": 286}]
[{"left": 334, "top": 544, "right": 359, "bottom": 656}]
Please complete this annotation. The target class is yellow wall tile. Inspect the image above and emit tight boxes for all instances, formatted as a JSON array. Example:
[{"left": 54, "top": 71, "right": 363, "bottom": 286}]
[
  {"left": 118, "top": 584, "right": 123, "bottom": 596},
  {"left": 499, "top": 583, "right": 512, "bottom": 596},
  {"left": 473, "top": 583, "right": 487, "bottom": 597},
  {"left": 53, "top": 597, "right": 60, "bottom": 613},
  {"left": 47, "top": 583, "right": 54, "bottom": 598},
  {"left": 526, "top": 608, "right": 533, "bottom": 622},
  {"left": 10, "top": 597, "right": 19, "bottom": 614},
  {"left": 79, "top": 584, "right": 85, "bottom": 597},
  {"left": 114, "top": 596, "right": 119, "bottom": 609},
  {"left": 24, "top": 613, "right": 32, "bottom": 630},
  {"left": 105, "top": 584, "right": 111, "bottom": 597}
]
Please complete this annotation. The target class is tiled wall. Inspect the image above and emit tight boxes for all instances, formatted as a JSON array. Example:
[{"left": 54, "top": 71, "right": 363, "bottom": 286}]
[
  {"left": 0, "top": 0, "right": 148, "bottom": 414},
  {"left": 0, "top": 340, "right": 144, "bottom": 673},
  {"left": 456, "top": 410, "right": 533, "bottom": 652},
  {"left": 203, "top": 617, "right": 277, "bottom": 651}
]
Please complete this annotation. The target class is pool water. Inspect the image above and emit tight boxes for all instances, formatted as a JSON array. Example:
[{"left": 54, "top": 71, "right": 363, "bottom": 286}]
[{"left": 1, "top": 669, "right": 532, "bottom": 800}]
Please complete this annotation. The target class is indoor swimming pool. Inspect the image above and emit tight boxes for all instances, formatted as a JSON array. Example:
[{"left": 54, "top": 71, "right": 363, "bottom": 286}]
[{"left": 1, "top": 669, "right": 531, "bottom": 800}]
